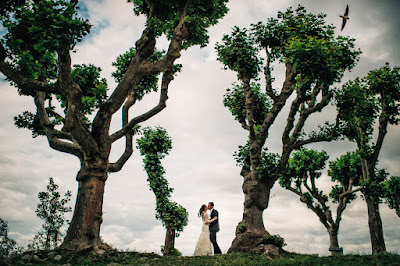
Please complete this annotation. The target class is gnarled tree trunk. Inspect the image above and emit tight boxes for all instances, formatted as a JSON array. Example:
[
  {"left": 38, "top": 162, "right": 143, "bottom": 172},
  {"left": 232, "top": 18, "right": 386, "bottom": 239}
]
[
  {"left": 60, "top": 162, "right": 111, "bottom": 254},
  {"left": 228, "top": 173, "right": 274, "bottom": 253}
]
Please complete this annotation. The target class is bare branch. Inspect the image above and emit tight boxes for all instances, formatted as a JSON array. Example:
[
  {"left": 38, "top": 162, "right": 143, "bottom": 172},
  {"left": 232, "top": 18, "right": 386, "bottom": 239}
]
[
  {"left": 339, "top": 187, "right": 362, "bottom": 200},
  {"left": 256, "top": 63, "right": 297, "bottom": 147},
  {"left": 35, "top": 92, "right": 83, "bottom": 158},
  {"left": 110, "top": 68, "right": 174, "bottom": 142},
  {"left": 108, "top": 91, "right": 138, "bottom": 173},
  {"left": 371, "top": 101, "right": 390, "bottom": 165},
  {"left": 290, "top": 85, "right": 332, "bottom": 143},
  {"left": 282, "top": 88, "right": 305, "bottom": 145},
  {"left": 264, "top": 49, "right": 277, "bottom": 101}
]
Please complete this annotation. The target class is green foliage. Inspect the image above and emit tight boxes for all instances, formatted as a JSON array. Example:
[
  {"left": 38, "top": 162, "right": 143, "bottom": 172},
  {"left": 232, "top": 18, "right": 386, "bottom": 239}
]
[
  {"left": 14, "top": 63, "right": 108, "bottom": 134},
  {"left": 160, "top": 246, "right": 182, "bottom": 256},
  {"left": 367, "top": 64, "right": 400, "bottom": 125},
  {"left": 0, "top": 218, "right": 19, "bottom": 257},
  {"left": 215, "top": 26, "right": 262, "bottom": 78},
  {"left": 252, "top": 5, "right": 360, "bottom": 84},
  {"left": 281, "top": 148, "right": 328, "bottom": 190},
  {"left": 383, "top": 176, "right": 400, "bottom": 216},
  {"left": 2, "top": 0, "right": 91, "bottom": 51},
  {"left": 130, "top": 0, "right": 229, "bottom": 49},
  {"left": 35, "top": 177, "right": 72, "bottom": 250},
  {"left": 335, "top": 78, "right": 379, "bottom": 145},
  {"left": 137, "top": 127, "right": 188, "bottom": 234},
  {"left": 336, "top": 63, "right": 400, "bottom": 150},
  {"left": 14, "top": 110, "right": 52, "bottom": 138},
  {"left": 70, "top": 64, "right": 108, "bottom": 111},
  {"left": 1, "top": 0, "right": 90, "bottom": 92},
  {"left": 223, "top": 83, "right": 272, "bottom": 126},
  {"left": 112, "top": 47, "right": 182, "bottom": 100},
  {"left": 328, "top": 151, "right": 361, "bottom": 203},
  {"left": 234, "top": 143, "right": 280, "bottom": 180},
  {"left": 359, "top": 169, "right": 387, "bottom": 204},
  {"left": 258, "top": 234, "right": 286, "bottom": 248},
  {"left": 59, "top": 64, "right": 109, "bottom": 118}
]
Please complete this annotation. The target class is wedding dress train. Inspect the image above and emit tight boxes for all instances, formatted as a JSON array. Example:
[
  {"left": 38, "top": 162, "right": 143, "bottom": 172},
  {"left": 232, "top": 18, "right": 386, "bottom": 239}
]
[{"left": 193, "top": 221, "right": 212, "bottom": 256}]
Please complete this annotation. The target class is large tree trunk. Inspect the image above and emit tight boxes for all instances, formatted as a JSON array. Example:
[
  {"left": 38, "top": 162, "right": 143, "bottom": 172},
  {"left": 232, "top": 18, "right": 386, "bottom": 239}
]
[
  {"left": 163, "top": 223, "right": 175, "bottom": 255},
  {"left": 60, "top": 163, "right": 111, "bottom": 254},
  {"left": 365, "top": 194, "right": 386, "bottom": 254},
  {"left": 228, "top": 174, "right": 275, "bottom": 254}
]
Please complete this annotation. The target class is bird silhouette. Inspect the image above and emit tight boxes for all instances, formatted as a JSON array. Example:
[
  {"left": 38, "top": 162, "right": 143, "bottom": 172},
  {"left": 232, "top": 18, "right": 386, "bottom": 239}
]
[{"left": 340, "top": 5, "right": 349, "bottom": 31}]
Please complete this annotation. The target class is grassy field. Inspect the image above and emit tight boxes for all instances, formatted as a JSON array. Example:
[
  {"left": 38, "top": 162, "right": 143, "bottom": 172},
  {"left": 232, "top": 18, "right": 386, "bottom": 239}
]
[{"left": 2, "top": 250, "right": 400, "bottom": 265}]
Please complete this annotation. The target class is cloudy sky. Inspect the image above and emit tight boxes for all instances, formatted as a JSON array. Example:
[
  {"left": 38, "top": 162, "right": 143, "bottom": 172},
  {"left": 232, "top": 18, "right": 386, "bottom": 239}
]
[{"left": 1, "top": 0, "right": 399, "bottom": 256}]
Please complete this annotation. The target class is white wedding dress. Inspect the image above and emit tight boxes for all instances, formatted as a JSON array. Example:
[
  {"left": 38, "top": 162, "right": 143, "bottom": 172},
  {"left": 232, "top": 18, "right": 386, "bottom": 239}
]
[{"left": 193, "top": 214, "right": 212, "bottom": 256}]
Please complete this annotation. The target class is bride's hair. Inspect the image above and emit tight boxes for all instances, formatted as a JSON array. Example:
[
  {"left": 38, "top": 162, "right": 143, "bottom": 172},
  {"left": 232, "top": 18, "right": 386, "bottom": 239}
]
[{"left": 198, "top": 204, "right": 207, "bottom": 220}]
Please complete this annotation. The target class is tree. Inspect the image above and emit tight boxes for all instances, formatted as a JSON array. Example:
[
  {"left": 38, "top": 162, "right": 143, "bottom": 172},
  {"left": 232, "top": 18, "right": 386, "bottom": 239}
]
[
  {"left": 0, "top": 0, "right": 228, "bottom": 253},
  {"left": 335, "top": 63, "right": 400, "bottom": 254},
  {"left": 136, "top": 127, "right": 188, "bottom": 256},
  {"left": 0, "top": 218, "right": 19, "bottom": 257},
  {"left": 215, "top": 5, "right": 360, "bottom": 253},
  {"left": 383, "top": 176, "right": 400, "bottom": 218},
  {"left": 280, "top": 149, "right": 362, "bottom": 255},
  {"left": 35, "top": 177, "right": 72, "bottom": 250}
]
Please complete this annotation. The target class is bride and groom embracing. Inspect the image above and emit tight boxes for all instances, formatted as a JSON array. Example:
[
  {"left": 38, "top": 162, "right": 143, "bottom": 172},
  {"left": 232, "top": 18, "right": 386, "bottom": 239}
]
[{"left": 193, "top": 202, "right": 222, "bottom": 256}]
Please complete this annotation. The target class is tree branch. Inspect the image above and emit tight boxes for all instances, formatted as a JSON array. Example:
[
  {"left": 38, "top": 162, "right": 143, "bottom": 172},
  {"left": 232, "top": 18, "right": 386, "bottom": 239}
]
[
  {"left": 0, "top": 43, "right": 59, "bottom": 94},
  {"left": 371, "top": 100, "right": 390, "bottom": 165},
  {"left": 110, "top": 68, "right": 174, "bottom": 142},
  {"left": 290, "top": 85, "right": 332, "bottom": 144},
  {"left": 256, "top": 63, "right": 297, "bottom": 147},
  {"left": 264, "top": 49, "right": 277, "bottom": 101},
  {"left": 108, "top": 91, "right": 138, "bottom": 173},
  {"left": 35, "top": 92, "right": 83, "bottom": 159}
]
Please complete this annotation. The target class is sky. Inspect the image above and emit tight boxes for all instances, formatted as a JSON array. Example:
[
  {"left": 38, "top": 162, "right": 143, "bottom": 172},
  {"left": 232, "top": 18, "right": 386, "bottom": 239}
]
[{"left": 0, "top": 0, "right": 399, "bottom": 257}]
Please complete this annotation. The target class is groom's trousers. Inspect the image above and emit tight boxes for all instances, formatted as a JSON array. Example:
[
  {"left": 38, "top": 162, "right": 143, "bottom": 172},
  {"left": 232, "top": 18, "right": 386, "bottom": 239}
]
[{"left": 210, "top": 230, "right": 222, "bottom": 254}]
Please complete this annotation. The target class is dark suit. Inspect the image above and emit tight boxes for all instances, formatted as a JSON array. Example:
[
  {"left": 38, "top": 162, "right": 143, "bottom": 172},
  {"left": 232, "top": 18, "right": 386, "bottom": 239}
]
[{"left": 209, "top": 208, "right": 222, "bottom": 254}]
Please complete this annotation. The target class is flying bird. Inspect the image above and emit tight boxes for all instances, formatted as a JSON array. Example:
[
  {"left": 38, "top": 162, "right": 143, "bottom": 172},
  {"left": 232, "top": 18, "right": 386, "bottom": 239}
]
[{"left": 340, "top": 5, "right": 349, "bottom": 31}]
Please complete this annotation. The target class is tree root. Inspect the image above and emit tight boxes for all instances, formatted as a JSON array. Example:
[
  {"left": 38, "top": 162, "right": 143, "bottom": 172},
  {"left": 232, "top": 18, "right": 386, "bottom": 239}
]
[{"left": 228, "top": 231, "right": 286, "bottom": 256}]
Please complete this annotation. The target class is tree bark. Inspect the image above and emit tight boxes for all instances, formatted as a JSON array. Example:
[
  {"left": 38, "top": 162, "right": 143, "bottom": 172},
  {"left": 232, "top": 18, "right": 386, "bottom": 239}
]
[
  {"left": 364, "top": 193, "right": 387, "bottom": 254},
  {"left": 163, "top": 223, "right": 175, "bottom": 255},
  {"left": 329, "top": 231, "right": 338, "bottom": 247},
  {"left": 228, "top": 173, "right": 273, "bottom": 253},
  {"left": 60, "top": 163, "right": 110, "bottom": 254}
]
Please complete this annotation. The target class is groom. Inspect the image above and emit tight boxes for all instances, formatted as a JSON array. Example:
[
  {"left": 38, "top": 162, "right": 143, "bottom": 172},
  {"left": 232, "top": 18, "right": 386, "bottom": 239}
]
[{"left": 207, "top": 202, "right": 222, "bottom": 254}]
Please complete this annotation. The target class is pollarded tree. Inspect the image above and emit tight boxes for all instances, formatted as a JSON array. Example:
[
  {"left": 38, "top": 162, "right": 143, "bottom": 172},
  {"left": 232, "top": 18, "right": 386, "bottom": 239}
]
[
  {"left": 280, "top": 149, "right": 362, "bottom": 255},
  {"left": 335, "top": 63, "right": 400, "bottom": 254},
  {"left": 136, "top": 127, "right": 188, "bottom": 256},
  {"left": 383, "top": 176, "right": 400, "bottom": 218},
  {"left": 0, "top": 0, "right": 228, "bottom": 253},
  {"left": 35, "top": 177, "right": 72, "bottom": 250},
  {"left": 216, "top": 5, "right": 360, "bottom": 253}
]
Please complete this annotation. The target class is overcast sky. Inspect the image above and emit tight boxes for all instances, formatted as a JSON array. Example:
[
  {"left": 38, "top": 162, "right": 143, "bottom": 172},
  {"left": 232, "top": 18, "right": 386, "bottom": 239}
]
[{"left": 0, "top": 0, "right": 399, "bottom": 256}]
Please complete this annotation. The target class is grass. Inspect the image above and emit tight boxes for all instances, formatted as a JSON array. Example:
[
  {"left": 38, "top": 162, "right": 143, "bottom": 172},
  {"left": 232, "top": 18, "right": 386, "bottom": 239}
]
[{"left": 2, "top": 250, "right": 400, "bottom": 265}]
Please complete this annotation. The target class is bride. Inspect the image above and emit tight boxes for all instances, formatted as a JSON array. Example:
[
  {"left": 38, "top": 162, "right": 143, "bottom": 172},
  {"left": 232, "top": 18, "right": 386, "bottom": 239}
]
[{"left": 193, "top": 204, "right": 212, "bottom": 256}]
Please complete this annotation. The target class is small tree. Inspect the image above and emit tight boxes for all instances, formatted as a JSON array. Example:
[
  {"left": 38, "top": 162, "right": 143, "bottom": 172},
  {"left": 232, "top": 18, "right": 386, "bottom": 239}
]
[
  {"left": 281, "top": 149, "right": 362, "bottom": 255},
  {"left": 383, "top": 176, "right": 400, "bottom": 218},
  {"left": 216, "top": 5, "right": 360, "bottom": 253},
  {"left": 35, "top": 177, "right": 72, "bottom": 250},
  {"left": 0, "top": 218, "right": 19, "bottom": 257},
  {"left": 137, "top": 127, "right": 188, "bottom": 256},
  {"left": 335, "top": 63, "right": 400, "bottom": 254}
]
